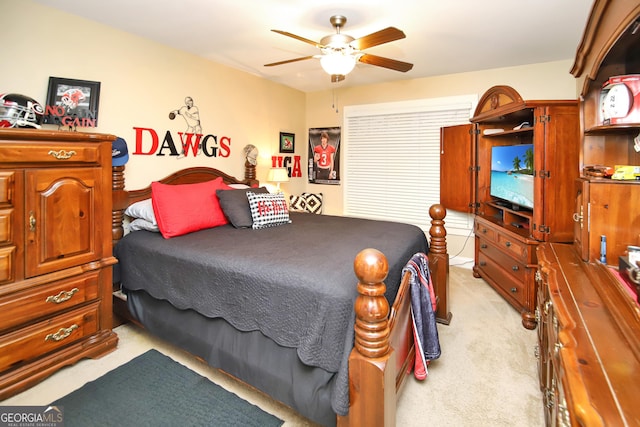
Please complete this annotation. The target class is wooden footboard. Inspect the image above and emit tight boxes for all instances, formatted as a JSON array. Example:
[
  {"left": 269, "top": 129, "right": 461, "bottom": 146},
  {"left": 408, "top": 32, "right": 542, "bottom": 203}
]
[
  {"left": 337, "top": 204, "right": 449, "bottom": 427},
  {"left": 111, "top": 166, "right": 450, "bottom": 427}
]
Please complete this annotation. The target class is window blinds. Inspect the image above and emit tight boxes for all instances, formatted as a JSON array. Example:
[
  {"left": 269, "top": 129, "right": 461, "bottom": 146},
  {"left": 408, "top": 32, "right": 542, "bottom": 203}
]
[{"left": 343, "top": 96, "right": 477, "bottom": 235}]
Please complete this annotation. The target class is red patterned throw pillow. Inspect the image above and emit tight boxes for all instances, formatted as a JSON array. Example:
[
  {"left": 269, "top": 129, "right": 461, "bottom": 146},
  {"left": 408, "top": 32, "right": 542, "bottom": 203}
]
[{"left": 247, "top": 191, "right": 291, "bottom": 229}]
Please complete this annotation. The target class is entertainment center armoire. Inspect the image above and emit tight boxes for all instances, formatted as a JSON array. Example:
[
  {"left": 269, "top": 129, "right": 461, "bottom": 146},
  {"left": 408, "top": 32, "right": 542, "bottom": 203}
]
[
  {"left": 440, "top": 87, "right": 580, "bottom": 330},
  {"left": 536, "top": 0, "right": 640, "bottom": 425}
]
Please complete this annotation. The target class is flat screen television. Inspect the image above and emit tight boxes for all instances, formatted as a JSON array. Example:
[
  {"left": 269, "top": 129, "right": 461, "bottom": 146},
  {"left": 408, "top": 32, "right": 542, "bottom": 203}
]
[{"left": 490, "top": 143, "right": 534, "bottom": 210}]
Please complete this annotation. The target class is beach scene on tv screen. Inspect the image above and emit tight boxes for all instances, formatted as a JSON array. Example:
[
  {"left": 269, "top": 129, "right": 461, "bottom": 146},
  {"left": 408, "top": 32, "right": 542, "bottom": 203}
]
[{"left": 490, "top": 144, "right": 534, "bottom": 209}]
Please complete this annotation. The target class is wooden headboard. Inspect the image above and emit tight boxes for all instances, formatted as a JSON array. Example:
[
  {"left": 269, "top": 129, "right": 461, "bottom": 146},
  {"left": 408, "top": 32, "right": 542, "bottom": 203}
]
[{"left": 111, "top": 165, "right": 259, "bottom": 243}]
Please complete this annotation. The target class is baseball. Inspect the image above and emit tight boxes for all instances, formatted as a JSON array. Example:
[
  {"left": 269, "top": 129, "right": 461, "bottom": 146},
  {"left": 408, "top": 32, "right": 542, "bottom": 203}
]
[{"left": 169, "top": 111, "right": 176, "bottom": 120}]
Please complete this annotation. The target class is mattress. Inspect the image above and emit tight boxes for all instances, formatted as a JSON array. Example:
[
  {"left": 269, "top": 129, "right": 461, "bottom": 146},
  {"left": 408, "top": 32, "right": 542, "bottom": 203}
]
[{"left": 115, "top": 212, "right": 429, "bottom": 423}]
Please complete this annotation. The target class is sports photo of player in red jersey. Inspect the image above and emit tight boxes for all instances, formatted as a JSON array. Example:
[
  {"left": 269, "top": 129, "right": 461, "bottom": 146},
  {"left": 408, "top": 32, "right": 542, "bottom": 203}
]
[{"left": 308, "top": 127, "right": 341, "bottom": 184}]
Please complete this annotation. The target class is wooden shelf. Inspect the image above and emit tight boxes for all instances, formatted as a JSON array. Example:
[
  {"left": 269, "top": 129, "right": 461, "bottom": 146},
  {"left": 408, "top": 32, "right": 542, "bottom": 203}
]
[{"left": 585, "top": 124, "right": 640, "bottom": 134}]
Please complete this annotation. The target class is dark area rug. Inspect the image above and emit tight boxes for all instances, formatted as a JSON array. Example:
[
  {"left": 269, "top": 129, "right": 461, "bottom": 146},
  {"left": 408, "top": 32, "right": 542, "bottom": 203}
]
[{"left": 52, "top": 349, "right": 284, "bottom": 427}]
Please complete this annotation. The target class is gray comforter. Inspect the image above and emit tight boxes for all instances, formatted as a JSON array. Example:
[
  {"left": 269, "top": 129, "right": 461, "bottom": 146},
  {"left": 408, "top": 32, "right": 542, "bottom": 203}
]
[{"left": 115, "top": 212, "right": 428, "bottom": 415}]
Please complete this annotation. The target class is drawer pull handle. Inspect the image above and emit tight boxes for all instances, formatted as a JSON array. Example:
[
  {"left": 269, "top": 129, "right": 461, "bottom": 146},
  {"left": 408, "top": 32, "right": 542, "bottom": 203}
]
[
  {"left": 512, "top": 265, "right": 519, "bottom": 271},
  {"left": 481, "top": 244, "right": 487, "bottom": 249},
  {"left": 546, "top": 390, "right": 556, "bottom": 409},
  {"left": 45, "top": 324, "right": 78, "bottom": 342},
  {"left": 505, "top": 241, "right": 511, "bottom": 247},
  {"left": 543, "top": 300, "right": 552, "bottom": 315},
  {"left": 479, "top": 261, "right": 487, "bottom": 266},
  {"left": 46, "top": 287, "right": 79, "bottom": 304},
  {"left": 511, "top": 287, "right": 517, "bottom": 293},
  {"left": 482, "top": 228, "right": 487, "bottom": 234},
  {"left": 48, "top": 149, "right": 77, "bottom": 160}
]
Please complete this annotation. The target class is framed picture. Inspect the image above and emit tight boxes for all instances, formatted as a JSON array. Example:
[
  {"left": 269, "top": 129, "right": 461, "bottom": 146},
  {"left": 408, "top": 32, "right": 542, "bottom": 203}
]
[
  {"left": 308, "top": 127, "right": 341, "bottom": 185},
  {"left": 43, "top": 77, "right": 101, "bottom": 127},
  {"left": 279, "top": 132, "right": 295, "bottom": 153}
]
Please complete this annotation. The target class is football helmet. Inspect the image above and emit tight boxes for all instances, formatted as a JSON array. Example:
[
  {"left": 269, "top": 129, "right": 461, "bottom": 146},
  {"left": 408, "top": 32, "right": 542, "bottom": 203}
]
[{"left": 0, "top": 93, "right": 44, "bottom": 129}]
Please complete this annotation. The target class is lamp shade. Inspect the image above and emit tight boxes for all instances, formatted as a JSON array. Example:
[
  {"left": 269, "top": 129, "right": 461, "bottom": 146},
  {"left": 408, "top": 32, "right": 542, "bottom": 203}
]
[
  {"left": 320, "top": 52, "right": 357, "bottom": 76},
  {"left": 267, "top": 167, "right": 290, "bottom": 183}
]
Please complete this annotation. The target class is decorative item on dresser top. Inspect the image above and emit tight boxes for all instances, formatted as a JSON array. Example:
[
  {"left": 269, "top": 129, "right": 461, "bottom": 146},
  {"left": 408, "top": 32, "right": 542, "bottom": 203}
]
[
  {"left": 0, "top": 128, "right": 118, "bottom": 399},
  {"left": 111, "top": 165, "right": 451, "bottom": 427},
  {"left": 440, "top": 85, "right": 580, "bottom": 329}
]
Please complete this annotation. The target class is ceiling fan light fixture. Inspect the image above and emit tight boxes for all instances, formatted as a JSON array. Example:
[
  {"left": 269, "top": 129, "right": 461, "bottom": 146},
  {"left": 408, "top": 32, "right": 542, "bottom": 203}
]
[{"left": 320, "top": 51, "right": 357, "bottom": 77}]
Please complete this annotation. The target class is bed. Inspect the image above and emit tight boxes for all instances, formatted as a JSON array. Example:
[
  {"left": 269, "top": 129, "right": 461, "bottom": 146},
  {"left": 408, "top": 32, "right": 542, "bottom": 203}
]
[{"left": 111, "top": 165, "right": 451, "bottom": 427}]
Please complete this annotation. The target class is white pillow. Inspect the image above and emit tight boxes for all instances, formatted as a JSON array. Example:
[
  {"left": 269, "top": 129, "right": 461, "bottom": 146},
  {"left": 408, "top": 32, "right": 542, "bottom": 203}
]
[
  {"left": 228, "top": 183, "right": 251, "bottom": 189},
  {"left": 124, "top": 198, "right": 157, "bottom": 225},
  {"left": 129, "top": 218, "right": 159, "bottom": 232}
]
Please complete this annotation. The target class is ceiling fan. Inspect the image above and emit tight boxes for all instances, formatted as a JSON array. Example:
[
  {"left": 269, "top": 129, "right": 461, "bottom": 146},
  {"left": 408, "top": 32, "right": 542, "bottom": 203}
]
[{"left": 264, "top": 15, "right": 413, "bottom": 83}]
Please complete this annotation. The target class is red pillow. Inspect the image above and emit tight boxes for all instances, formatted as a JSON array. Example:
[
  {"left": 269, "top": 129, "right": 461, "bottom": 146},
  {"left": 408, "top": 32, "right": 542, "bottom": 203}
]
[{"left": 151, "top": 177, "right": 231, "bottom": 238}]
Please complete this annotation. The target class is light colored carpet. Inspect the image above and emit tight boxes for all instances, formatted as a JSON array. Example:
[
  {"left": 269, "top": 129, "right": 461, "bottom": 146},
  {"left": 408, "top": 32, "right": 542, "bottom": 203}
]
[{"left": 2, "top": 266, "right": 543, "bottom": 426}]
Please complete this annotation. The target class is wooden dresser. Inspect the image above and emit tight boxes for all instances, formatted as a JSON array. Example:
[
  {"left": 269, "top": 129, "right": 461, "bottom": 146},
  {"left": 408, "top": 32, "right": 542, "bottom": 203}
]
[
  {"left": 537, "top": 243, "right": 640, "bottom": 426},
  {"left": 0, "top": 128, "right": 118, "bottom": 399}
]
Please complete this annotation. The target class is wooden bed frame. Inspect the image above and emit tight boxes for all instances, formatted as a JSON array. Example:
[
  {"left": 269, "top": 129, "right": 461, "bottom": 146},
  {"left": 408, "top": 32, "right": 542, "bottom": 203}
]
[{"left": 111, "top": 165, "right": 451, "bottom": 427}]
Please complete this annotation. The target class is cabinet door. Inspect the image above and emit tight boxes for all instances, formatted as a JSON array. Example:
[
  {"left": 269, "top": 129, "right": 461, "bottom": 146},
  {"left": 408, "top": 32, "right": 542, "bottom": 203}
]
[
  {"left": 25, "top": 167, "right": 104, "bottom": 277},
  {"left": 533, "top": 105, "right": 580, "bottom": 243},
  {"left": 440, "top": 123, "right": 475, "bottom": 213},
  {"left": 587, "top": 181, "right": 640, "bottom": 264}
]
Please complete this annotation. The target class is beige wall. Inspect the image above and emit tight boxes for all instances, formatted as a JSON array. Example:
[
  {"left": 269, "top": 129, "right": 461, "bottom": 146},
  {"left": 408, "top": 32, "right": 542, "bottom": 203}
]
[
  {"left": 4, "top": 1, "right": 582, "bottom": 259},
  {"left": 2, "top": 1, "right": 307, "bottom": 191}
]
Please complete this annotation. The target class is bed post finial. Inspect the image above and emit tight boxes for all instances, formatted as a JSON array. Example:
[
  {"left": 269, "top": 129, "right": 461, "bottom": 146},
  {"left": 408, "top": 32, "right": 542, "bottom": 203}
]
[
  {"left": 341, "top": 248, "right": 396, "bottom": 427},
  {"left": 353, "top": 248, "right": 390, "bottom": 358}
]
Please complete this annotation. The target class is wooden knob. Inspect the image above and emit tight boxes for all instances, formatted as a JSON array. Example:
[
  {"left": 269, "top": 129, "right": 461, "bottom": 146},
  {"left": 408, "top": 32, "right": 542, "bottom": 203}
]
[{"left": 354, "top": 248, "right": 388, "bottom": 285}]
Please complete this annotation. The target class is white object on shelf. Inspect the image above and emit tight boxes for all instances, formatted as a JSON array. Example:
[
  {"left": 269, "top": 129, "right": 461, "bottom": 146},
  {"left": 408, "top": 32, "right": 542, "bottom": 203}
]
[{"left": 483, "top": 128, "right": 504, "bottom": 135}]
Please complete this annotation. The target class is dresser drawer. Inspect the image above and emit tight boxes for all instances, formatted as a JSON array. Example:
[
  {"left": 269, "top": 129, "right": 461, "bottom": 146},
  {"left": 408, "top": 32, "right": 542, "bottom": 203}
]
[
  {"left": 0, "top": 246, "right": 15, "bottom": 284},
  {"left": 478, "top": 240, "right": 526, "bottom": 283},
  {"left": 0, "top": 143, "right": 101, "bottom": 165},
  {"left": 477, "top": 251, "right": 527, "bottom": 307},
  {"left": 0, "top": 172, "right": 16, "bottom": 206},
  {"left": 0, "top": 271, "right": 99, "bottom": 332},
  {"left": 0, "top": 302, "right": 100, "bottom": 372},
  {"left": 496, "top": 233, "right": 530, "bottom": 263},
  {"left": 0, "top": 209, "right": 14, "bottom": 245},
  {"left": 476, "top": 221, "right": 498, "bottom": 243}
]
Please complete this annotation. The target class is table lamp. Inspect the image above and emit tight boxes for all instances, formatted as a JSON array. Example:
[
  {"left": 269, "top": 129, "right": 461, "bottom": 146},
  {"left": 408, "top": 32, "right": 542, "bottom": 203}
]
[{"left": 267, "top": 167, "right": 289, "bottom": 192}]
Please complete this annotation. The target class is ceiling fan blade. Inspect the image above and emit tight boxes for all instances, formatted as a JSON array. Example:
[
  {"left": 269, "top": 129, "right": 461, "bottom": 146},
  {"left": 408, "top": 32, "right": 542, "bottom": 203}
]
[
  {"left": 271, "top": 30, "right": 322, "bottom": 48},
  {"left": 264, "top": 56, "right": 315, "bottom": 67},
  {"left": 350, "top": 27, "right": 406, "bottom": 50},
  {"left": 359, "top": 53, "right": 413, "bottom": 72}
]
